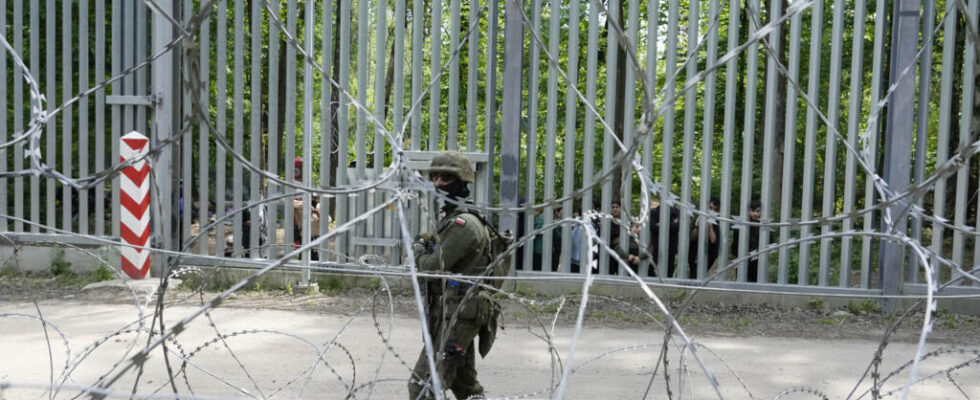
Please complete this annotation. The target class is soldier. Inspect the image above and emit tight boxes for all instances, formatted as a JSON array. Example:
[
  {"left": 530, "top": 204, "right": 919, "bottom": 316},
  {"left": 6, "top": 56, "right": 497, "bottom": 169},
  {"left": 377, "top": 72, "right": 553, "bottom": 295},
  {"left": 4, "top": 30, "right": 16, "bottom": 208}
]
[{"left": 409, "top": 151, "right": 495, "bottom": 400}]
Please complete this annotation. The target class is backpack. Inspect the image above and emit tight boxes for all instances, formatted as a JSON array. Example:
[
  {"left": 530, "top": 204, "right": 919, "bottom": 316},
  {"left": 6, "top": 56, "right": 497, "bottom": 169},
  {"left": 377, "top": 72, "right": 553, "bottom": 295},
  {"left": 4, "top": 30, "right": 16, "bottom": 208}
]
[{"left": 464, "top": 212, "right": 514, "bottom": 290}]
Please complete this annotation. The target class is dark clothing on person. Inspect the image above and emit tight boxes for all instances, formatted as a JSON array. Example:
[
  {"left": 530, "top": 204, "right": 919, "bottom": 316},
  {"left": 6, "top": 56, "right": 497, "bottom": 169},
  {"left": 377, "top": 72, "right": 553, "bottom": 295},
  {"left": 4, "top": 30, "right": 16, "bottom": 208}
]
[
  {"left": 730, "top": 224, "right": 761, "bottom": 282},
  {"left": 649, "top": 206, "right": 681, "bottom": 278},
  {"left": 688, "top": 218, "right": 719, "bottom": 279}
]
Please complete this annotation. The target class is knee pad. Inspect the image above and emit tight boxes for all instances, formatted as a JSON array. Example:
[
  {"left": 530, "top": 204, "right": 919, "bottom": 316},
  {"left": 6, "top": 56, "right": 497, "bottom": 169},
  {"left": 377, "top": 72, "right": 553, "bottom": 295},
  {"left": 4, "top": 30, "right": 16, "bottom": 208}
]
[{"left": 443, "top": 342, "right": 466, "bottom": 359}]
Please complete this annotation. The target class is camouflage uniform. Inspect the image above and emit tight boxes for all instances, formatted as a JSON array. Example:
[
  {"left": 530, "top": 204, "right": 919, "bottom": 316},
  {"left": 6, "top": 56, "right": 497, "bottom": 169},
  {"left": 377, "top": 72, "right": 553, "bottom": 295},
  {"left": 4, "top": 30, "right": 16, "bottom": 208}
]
[{"left": 409, "top": 152, "right": 494, "bottom": 400}]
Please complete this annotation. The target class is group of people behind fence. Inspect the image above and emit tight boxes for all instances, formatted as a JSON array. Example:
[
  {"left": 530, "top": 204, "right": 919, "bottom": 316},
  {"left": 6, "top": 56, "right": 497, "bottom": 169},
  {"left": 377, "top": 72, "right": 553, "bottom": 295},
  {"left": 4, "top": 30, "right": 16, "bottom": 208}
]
[{"left": 516, "top": 197, "right": 765, "bottom": 282}]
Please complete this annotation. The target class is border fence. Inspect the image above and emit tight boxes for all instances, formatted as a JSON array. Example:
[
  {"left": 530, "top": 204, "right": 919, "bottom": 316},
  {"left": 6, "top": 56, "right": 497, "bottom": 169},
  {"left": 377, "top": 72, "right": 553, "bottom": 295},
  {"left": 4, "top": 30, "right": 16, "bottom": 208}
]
[{"left": 1, "top": 0, "right": 979, "bottom": 298}]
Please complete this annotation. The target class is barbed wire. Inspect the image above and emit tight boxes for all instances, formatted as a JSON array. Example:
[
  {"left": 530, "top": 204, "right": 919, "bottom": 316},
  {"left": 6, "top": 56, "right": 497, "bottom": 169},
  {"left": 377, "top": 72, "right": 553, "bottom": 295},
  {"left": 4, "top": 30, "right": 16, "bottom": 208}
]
[{"left": 0, "top": 0, "right": 978, "bottom": 399}]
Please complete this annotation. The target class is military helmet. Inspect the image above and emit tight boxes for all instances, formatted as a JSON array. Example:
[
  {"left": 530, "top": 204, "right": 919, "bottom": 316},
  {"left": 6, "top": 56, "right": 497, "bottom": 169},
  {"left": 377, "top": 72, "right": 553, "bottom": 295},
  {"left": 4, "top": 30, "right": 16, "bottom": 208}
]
[{"left": 427, "top": 150, "right": 475, "bottom": 183}]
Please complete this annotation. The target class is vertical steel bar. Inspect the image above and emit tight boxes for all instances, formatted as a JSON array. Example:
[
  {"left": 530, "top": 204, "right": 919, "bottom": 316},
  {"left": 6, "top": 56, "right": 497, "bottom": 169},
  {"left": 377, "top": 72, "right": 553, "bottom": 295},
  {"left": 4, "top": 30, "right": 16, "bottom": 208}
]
[
  {"left": 466, "top": 0, "right": 478, "bottom": 153},
  {"left": 373, "top": 0, "right": 388, "bottom": 257},
  {"left": 122, "top": 0, "right": 133, "bottom": 134},
  {"left": 582, "top": 0, "right": 599, "bottom": 273},
  {"left": 13, "top": 0, "right": 24, "bottom": 232},
  {"left": 302, "top": 0, "right": 315, "bottom": 279},
  {"left": 198, "top": 0, "right": 210, "bottom": 254},
  {"left": 267, "top": 0, "right": 280, "bottom": 259},
  {"left": 963, "top": 0, "right": 979, "bottom": 285},
  {"left": 63, "top": 0, "right": 74, "bottom": 233},
  {"left": 863, "top": 0, "right": 887, "bottom": 281},
  {"left": 737, "top": 0, "right": 760, "bottom": 283},
  {"left": 499, "top": 0, "right": 523, "bottom": 235},
  {"left": 0, "top": 0, "right": 5, "bottom": 231},
  {"left": 600, "top": 0, "right": 621, "bottom": 276},
  {"left": 392, "top": 0, "right": 406, "bottom": 259},
  {"left": 757, "top": 0, "right": 781, "bottom": 284},
  {"left": 27, "top": 0, "right": 38, "bottom": 231},
  {"left": 561, "top": 0, "right": 581, "bottom": 274},
  {"left": 151, "top": 0, "right": 177, "bottom": 264},
  {"left": 949, "top": 9, "right": 969, "bottom": 285},
  {"left": 641, "top": 0, "right": 658, "bottom": 277},
  {"left": 658, "top": 0, "right": 679, "bottom": 278},
  {"left": 618, "top": 0, "right": 638, "bottom": 277},
  {"left": 840, "top": 0, "right": 867, "bottom": 287},
  {"left": 320, "top": 0, "right": 335, "bottom": 259},
  {"left": 542, "top": 0, "right": 564, "bottom": 273},
  {"left": 484, "top": 0, "right": 498, "bottom": 204},
  {"left": 799, "top": 0, "right": 824, "bottom": 284},
  {"left": 411, "top": 0, "right": 423, "bottom": 150},
  {"left": 215, "top": 0, "right": 227, "bottom": 258},
  {"left": 448, "top": 0, "right": 460, "bottom": 149},
  {"left": 233, "top": 0, "right": 246, "bottom": 258},
  {"left": 250, "top": 0, "right": 263, "bottom": 256},
  {"left": 880, "top": 0, "right": 919, "bottom": 307},
  {"left": 337, "top": 0, "right": 352, "bottom": 255},
  {"left": 356, "top": 0, "right": 369, "bottom": 180},
  {"left": 95, "top": 0, "right": 105, "bottom": 236},
  {"left": 930, "top": 2, "right": 957, "bottom": 283},
  {"left": 819, "top": 0, "right": 845, "bottom": 286},
  {"left": 136, "top": 0, "right": 147, "bottom": 131},
  {"left": 777, "top": 3, "right": 803, "bottom": 284},
  {"left": 718, "top": 0, "right": 739, "bottom": 276},
  {"left": 181, "top": 0, "right": 192, "bottom": 249},
  {"left": 285, "top": 0, "right": 298, "bottom": 254},
  {"left": 696, "top": 0, "right": 721, "bottom": 281},
  {"left": 524, "top": 0, "right": 541, "bottom": 272},
  {"left": 428, "top": 0, "right": 443, "bottom": 151},
  {"left": 111, "top": 0, "right": 121, "bottom": 238},
  {"left": 910, "top": 0, "right": 935, "bottom": 284},
  {"left": 677, "top": 0, "right": 698, "bottom": 279},
  {"left": 45, "top": 0, "right": 56, "bottom": 231}
]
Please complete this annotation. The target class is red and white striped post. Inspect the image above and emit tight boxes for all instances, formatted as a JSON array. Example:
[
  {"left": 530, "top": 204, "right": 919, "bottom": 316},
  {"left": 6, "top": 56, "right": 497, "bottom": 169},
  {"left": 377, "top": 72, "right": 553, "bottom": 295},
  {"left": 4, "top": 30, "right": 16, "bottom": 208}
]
[{"left": 120, "top": 131, "right": 151, "bottom": 279}]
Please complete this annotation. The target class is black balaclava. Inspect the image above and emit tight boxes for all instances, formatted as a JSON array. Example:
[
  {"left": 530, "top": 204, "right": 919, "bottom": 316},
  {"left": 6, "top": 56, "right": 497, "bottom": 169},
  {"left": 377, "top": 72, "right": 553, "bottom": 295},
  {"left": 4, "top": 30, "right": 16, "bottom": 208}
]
[{"left": 436, "top": 179, "right": 470, "bottom": 200}]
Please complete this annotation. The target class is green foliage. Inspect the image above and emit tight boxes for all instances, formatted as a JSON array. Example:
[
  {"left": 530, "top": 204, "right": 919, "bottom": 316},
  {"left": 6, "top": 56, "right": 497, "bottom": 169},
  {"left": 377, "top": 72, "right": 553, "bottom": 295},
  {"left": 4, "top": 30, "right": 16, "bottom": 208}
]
[
  {"left": 49, "top": 250, "right": 73, "bottom": 277},
  {"left": 941, "top": 315, "right": 957, "bottom": 329},
  {"left": 817, "top": 317, "right": 837, "bottom": 326},
  {"left": 807, "top": 297, "right": 824, "bottom": 310},
  {"left": 846, "top": 299, "right": 883, "bottom": 315},
  {"left": 89, "top": 265, "right": 115, "bottom": 283},
  {"left": 732, "top": 316, "right": 752, "bottom": 328},
  {"left": 320, "top": 275, "right": 345, "bottom": 294},
  {"left": 285, "top": 281, "right": 294, "bottom": 295}
]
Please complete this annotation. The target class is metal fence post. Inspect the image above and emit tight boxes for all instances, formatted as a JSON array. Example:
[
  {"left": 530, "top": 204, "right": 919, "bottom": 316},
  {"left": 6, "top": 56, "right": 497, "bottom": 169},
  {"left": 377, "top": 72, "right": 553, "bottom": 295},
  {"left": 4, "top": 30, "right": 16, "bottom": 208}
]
[
  {"left": 879, "top": 0, "right": 919, "bottom": 312},
  {"left": 499, "top": 0, "right": 523, "bottom": 234},
  {"left": 151, "top": 0, "right": 179, "bottom": 276}
]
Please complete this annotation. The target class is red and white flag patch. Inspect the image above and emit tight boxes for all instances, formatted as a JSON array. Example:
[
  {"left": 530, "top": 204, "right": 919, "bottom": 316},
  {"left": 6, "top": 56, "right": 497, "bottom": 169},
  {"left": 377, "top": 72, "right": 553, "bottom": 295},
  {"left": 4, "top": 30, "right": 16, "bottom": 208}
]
[{"left": 454, "top": 217, "right": 466, "bottom": 226}]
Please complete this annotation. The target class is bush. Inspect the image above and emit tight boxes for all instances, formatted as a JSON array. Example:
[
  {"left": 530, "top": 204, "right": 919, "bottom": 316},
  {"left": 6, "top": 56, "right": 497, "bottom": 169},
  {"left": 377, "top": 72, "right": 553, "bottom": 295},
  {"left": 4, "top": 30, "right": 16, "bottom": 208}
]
[
  {"left": 49, "top": 250, "right": 73, "bottom": 277},
  {"left": 90, "top": 265, "right": 115, "bottom": 282}
]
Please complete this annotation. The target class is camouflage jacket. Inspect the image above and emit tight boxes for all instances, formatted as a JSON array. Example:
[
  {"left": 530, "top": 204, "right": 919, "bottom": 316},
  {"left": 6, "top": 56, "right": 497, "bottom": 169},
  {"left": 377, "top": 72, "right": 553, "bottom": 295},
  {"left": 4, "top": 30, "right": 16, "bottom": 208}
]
[{"left": 413, "top": 205, "right": 491, "bottom": 278}]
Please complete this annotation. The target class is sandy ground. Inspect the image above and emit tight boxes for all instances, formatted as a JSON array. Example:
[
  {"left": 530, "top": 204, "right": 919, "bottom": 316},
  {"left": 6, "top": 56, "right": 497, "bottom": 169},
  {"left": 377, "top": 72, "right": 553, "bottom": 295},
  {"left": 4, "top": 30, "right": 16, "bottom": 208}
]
[{"left": 1, "top": 286, "right": 979, "bottom": 400}]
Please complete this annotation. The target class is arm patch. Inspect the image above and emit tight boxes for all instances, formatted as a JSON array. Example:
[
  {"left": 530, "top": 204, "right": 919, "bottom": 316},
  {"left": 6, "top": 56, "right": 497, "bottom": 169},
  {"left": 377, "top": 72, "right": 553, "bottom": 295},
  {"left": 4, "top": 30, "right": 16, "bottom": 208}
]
[{"left": 454, "top": 217, "right": 466, "bottom": 226}]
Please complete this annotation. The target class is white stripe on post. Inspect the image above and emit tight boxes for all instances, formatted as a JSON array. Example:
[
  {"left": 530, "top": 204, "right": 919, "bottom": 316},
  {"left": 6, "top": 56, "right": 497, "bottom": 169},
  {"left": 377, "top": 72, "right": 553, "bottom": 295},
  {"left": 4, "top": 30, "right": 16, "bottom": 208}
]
[{"left": 120, "top": 131, "right": 150, "bottom": 279}]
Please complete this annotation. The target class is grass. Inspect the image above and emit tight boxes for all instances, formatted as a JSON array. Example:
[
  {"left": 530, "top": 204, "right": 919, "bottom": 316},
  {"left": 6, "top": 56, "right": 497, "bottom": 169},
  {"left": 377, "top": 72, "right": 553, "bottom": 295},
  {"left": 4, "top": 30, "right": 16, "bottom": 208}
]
[
  {"left": 732, "top": 316, "right": 752, "bottom": 329},
  {"left": 808, "top": 297, "right": 824, "bottom": 310},
  {"left": 846, "top": 299, "right": 883, "bottom": 315}
]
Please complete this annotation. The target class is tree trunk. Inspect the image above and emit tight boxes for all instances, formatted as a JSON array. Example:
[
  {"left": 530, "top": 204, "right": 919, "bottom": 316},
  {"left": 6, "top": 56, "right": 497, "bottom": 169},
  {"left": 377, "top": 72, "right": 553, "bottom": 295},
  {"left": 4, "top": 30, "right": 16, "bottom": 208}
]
[
  {"left": 767, "top": 0, "right": 786, "bottom": 217},
  {"left": 612, "top": 0, "right": 627, "bottom": 202},
  {"left": 326, "top": 0, "right": 342, "bottom": 218}
]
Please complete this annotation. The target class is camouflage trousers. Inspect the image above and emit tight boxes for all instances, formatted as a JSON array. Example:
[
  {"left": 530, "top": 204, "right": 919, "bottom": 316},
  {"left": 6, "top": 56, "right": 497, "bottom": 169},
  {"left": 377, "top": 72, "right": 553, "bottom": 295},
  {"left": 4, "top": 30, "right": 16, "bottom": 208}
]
[{"left": 408, "top": 318, "right": 484, "bottom": 400}]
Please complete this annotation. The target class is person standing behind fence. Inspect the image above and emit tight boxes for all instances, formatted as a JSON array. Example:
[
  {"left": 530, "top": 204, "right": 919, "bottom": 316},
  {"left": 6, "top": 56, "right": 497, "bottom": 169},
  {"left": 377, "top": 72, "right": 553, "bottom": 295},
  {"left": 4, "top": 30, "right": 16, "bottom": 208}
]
[
  {"left": 688, "top": 197, "right": 721, "bottom": 279},
  {"left": 730, "top": 199, "right": 762, "bottom": 282},
  {"left": 409, "top": 151, "right": 496, "bottom": 400},
  {"left": 649, "top": 201, "right": 681, "bottom": 278},
  {"left": 292, "top": 156, "right": 321, "bottom": 259}
]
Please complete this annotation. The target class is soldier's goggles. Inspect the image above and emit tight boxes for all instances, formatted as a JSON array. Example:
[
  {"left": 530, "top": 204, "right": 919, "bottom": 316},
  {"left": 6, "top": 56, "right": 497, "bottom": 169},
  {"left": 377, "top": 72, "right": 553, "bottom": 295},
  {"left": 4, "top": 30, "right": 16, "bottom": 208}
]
[{"left": 428, "top": 172, "right": 458, "bottom": 182}]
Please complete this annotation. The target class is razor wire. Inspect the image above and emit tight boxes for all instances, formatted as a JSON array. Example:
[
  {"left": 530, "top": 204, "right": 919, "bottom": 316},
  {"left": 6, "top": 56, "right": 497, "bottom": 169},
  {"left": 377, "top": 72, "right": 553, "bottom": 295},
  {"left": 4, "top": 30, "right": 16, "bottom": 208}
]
[{"left": 0, "top": 0, "right": 978, "bottom": 399}]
